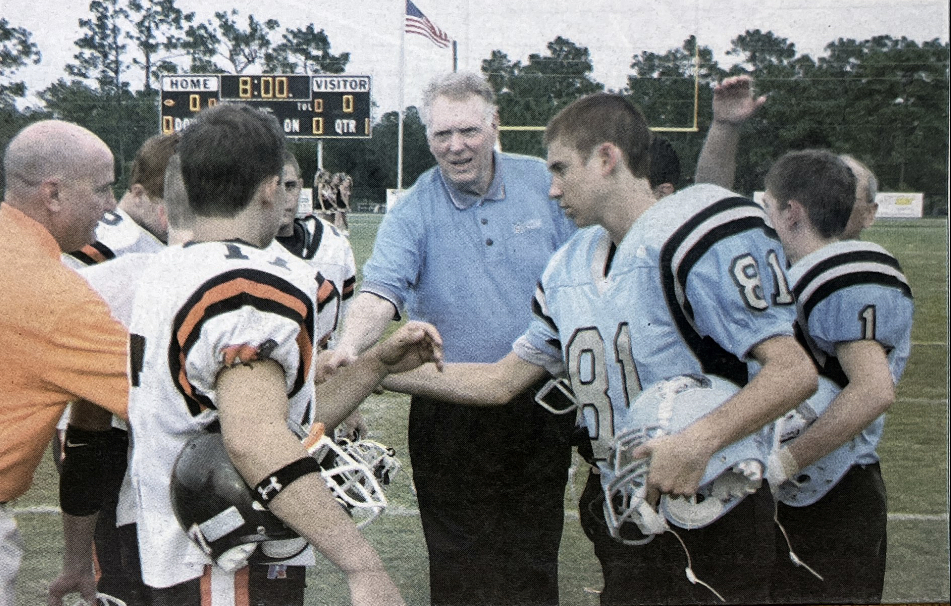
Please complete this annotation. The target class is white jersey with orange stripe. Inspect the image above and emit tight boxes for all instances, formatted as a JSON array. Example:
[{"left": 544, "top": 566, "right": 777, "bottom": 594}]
[
  {"left": 127, "top": 240, "right": 322, "bottom": 589},
  {"left": 62, "top": 207, "right": 164, "bottom": 269},
  {"left": 275, "top": 215, "right": 356, "bottom": 348}
]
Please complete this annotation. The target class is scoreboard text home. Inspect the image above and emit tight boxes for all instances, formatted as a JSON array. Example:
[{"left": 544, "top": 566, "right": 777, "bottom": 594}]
[{"left": 160, "top": 75, "right": 372, "bottom": 139}]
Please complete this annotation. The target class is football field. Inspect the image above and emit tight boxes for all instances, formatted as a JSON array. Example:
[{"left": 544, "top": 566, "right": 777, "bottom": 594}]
[{"left": 12, "top": 214, "right": 949, "bottom": 605}]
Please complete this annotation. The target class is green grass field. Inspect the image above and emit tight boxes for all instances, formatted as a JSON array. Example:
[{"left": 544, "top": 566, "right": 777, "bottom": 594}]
[{"left": 12, "top": 214, "right": 949, "bottom": 605}]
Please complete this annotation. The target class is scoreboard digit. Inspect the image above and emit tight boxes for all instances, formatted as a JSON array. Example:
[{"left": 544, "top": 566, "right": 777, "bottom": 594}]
[{"left": 160, "top": 74, "right": 372, "bottom": 139}]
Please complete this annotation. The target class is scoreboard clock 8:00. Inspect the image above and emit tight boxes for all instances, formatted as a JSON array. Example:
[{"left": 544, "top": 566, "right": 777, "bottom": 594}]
[{"left": 160, "top": 74, "right": 372, "bottom": 139}]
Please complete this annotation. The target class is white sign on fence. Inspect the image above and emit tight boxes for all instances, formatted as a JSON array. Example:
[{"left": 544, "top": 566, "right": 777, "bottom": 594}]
[{"left": 875, "top": 193, "right": 924, "bottom": 218}]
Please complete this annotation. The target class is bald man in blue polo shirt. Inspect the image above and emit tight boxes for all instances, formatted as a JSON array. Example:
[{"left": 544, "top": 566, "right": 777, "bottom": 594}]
[{"left": 323, "top": 71, "right": 577, "bottom": 605}]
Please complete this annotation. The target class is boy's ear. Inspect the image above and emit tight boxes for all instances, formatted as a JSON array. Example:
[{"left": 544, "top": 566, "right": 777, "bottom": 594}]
[
  {"left": 596, "top": 142, "right": 620, "bottom": 175},
  {"left": 258, "top": 175, "right": 281, "bottom": 205},
  {"left": 785, "top": 199, "right": 807, "bottom": 229}
]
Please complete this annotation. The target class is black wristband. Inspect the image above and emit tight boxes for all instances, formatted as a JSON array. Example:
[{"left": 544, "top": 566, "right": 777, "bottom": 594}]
[{"left": 253, "top": 457, "right": 322, "bottom": 504}]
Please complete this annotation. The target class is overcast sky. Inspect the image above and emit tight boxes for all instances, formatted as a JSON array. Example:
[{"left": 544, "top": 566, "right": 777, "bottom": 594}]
[{"left": 1, "top": 0, "right": 948, "bottom": 113}]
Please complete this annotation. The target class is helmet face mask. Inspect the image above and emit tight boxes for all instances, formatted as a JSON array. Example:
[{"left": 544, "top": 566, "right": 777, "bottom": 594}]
[
  {"left": 307, "top": 434, "right": 389, "bottom": 528},
  {"left": 602, "top": 375, "right": 769, "bottom": 543},
  {"left": 339, "top": 438, "right": 402, "bottom": 486},
  {"left": 603, "top": 425, "right": 669, "bottom": 544}
]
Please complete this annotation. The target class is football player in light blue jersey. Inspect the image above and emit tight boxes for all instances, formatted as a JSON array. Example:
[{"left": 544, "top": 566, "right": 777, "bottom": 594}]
[
  {"left": 697, "top": 77, "right": 914, "bottom": 603},
  {"left": 762, "top": 150, "right": 913, "bottom": 603},
  {"left": 385, "top": 93, "right": 817, "bottom": 604}
]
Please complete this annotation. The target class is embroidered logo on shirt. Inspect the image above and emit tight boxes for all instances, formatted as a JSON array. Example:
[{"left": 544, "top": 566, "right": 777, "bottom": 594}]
[{"left": 514, "top": 219, "right": 542, "bottom": 235}]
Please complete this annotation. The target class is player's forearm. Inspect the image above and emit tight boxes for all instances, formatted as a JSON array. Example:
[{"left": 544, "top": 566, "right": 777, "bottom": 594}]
[
  {"left": 60, "top": 512, "right": 97, "bottom": 575},
  {"left": 336, "top": 292, "right": 397, "bottom": 357},
  {"left": 267, "top": 474, "right": 389, "bottom": 574},
  {"left": 312, "top": 354, "right": 392, "bottom": 427},
  {"left": 688, "top": 336, "right": 817, "bottom": 452},
  {"left": 384, "top": 352, "right": 543, "bottom": 406},
  {"left": 694, "top": 120, "right": 742, "bottom": 188},
  {"left": 787, "top": 379, "right": 894, "bottom": 470},
  {"left": 382, "top": 363, "right": 516, "bottom": 406}
]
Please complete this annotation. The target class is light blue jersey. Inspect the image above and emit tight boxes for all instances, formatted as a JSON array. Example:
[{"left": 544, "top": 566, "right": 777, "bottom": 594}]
[
  {"left": 516, "top": 184, "right": 797, "bottom": 463},
  {"left": 776, "top": 240, "right": 913, "bottom": 506}
]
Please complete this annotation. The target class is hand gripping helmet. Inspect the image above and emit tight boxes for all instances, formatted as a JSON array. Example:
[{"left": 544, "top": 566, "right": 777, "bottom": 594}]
[
  {"left": 772, "top": 376, "right": 862, "bottom": 506},
  {"left": 603, "top": 375, "right": 770, "bottom": 544}
]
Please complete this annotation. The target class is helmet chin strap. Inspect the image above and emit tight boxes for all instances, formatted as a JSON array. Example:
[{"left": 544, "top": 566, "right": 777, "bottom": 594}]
[
  {"left": 772, "top": 499, "right": 825, "bottom": 582},
  {"left": 667, "top": 528, "right": 726, "bottom": 603}
]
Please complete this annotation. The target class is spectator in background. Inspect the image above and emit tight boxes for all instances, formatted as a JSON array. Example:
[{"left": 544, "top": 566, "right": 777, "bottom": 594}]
[
  {"left": 334, "top": 172, "right": 352, "bottom": 235},
  {"left": 314, "top": 169, "right": 337, "bottom": 224}
]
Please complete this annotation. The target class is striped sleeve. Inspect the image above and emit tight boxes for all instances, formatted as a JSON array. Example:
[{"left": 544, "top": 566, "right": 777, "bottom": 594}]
[
  {"left": 660, "top": 196, "right": 796, "bottom": 385},
  {"left": 170, "top": 268, "right": 315, "bottom": 416},
  {"left": 795, "top": 248, "right": 913, "bottom": 353}
]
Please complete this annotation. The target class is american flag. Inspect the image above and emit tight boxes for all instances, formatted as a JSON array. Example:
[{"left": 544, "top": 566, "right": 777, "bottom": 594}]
[{"left": 405, "top": 0, "right": 451, "bottom": 49}]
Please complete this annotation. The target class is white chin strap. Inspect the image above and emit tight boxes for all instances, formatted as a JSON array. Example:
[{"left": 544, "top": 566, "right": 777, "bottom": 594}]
[{"left": 215, "top": 543, "right": 258, "bottom": 573}]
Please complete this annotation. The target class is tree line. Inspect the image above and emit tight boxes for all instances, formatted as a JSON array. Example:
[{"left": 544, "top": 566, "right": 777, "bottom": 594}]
[{"left": 1, "top": 2, "right": 948, "bottom": 212}]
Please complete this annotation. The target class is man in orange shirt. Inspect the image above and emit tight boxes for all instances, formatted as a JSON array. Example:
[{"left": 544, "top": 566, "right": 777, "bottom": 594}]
[{"left": 0, "top": 120, "right": 130, "bottom": 606}]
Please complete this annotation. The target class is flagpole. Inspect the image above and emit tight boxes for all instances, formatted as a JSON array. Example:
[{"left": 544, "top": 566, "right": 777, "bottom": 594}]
[{"left": 397, "top": 1, "right": 406, "bottom": 191}]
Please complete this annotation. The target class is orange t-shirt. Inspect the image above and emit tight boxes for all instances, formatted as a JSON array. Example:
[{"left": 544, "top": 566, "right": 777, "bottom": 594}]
[{"left": 0, "top": 204, "right": 129, "bottom": 501}]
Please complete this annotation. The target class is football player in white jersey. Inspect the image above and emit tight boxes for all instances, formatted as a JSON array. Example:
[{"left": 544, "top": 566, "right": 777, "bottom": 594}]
[
  {"left": 762, "top": 150, "right": 913, "bottom": 603},
  {"left": 126, "top": 104, "right": 441, "bottom": 606},
  {"left": 384, "top": 93, "right": 817, "bottom": 604},
  {"left": 274, "top": 151, "right": 367, "bottom": 439},
  {"left": 274, "top": 150, "right": 357, "bottom": 351},
  {"left": 62, "top": 133, "right": 179, "bottom": 269}
]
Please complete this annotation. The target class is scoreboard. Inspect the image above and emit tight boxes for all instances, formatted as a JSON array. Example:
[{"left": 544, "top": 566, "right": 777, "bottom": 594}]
[{"left": 160, "top": 74, "right": 372, "bottom": 139}]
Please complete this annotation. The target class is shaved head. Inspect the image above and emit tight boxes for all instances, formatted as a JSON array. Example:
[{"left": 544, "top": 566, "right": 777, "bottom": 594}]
[
  {"left": 4, "top": 120, "right": 112, "bottom": 199},
  {"left": 2, "top": 120, "right": 116, "bottom": 251}
]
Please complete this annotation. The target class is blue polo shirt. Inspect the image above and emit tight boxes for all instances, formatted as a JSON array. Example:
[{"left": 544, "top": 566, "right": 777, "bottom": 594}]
[{"left": 362, "top": 151, "right": 576, "bottom": 363}]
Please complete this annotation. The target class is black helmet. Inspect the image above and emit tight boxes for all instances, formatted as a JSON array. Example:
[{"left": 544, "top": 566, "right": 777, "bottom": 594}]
[{"left": 170, "top": 432, "right": 308, "bottom": 571}]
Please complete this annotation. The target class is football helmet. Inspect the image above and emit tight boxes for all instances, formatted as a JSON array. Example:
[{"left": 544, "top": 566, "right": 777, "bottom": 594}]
[
  {"left": 171, "top": 428, "right": 389, "bottom": 571},
  {"left": 603, "top": 374, "right": 770, "bottom": 544},
  {"left": 170, "top": 432, "right": 308, "bottom": 572}
]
